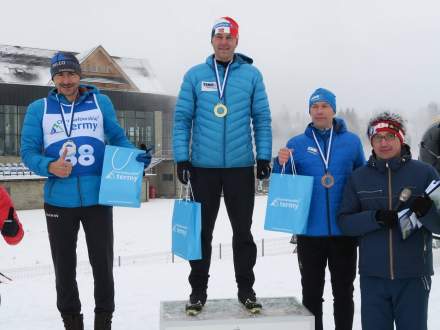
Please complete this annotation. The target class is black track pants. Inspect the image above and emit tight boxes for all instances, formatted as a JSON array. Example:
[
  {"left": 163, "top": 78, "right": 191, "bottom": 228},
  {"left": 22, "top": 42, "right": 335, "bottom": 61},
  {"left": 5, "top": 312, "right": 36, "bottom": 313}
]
[
  {"left": 297, "top": 235, "right": 357, "bottom": 330},
  {"left": 188, "top": 167, "right": 257, "bottom": 294},
  {"left": 44, "top": 203, "right": 114, "bottom": 314}
]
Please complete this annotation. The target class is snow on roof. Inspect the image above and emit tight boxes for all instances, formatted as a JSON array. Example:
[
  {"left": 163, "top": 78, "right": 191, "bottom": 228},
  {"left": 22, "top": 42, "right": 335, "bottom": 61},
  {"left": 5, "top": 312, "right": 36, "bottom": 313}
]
[
  {"left": 113, "top": 56, "right": 164, "bottom": 95},
  {"left": 0, "top": 44, "right": 165, "bottom": 94}
]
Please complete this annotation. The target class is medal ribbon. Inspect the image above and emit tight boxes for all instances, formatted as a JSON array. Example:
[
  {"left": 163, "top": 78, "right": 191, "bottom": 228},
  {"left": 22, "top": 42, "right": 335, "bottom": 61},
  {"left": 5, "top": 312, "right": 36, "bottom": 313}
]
[
  {"left": 213, "top": 58, "right": 232, "bottom": 103},
  {"left": 311, "top": 127, "right": 334, "bottom": 172},
  {"left": 56, "top": 94, "right": 75, "bottom": 138}
]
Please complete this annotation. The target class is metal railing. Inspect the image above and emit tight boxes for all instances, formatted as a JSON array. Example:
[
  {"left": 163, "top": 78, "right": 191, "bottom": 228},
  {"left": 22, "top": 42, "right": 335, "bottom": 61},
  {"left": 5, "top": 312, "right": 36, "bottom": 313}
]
[
  {"left": 0, "top": 162, "right": 34, "bottom": 177},
  {"left": 2, "top": 237, "right": 294, "bottom": 280},
  {"left": 2, "top": 237, "right": 439, "bottom": 281}
]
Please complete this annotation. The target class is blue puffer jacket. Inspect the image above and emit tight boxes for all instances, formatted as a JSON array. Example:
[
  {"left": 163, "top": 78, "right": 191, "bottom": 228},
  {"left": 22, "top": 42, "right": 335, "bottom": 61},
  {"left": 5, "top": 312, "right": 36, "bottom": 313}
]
[
  {"left": 273, "top": 118, "right": 365, "bottom": 236},
  {"left": 20, "top": 85, "right": 133, "bottom": 208},
  {"left": 173, "top": 53, "right": 272, "bottom": 167},
  {"left": 338, "top": 146, "right": 440, "bottom": 278}
]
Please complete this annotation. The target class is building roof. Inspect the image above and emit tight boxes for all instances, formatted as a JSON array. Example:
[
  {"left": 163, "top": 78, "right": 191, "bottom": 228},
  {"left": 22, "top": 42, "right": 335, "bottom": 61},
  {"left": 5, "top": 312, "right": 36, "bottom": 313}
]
[{"left": 0, "top": 44, "right": 165, "bottom": 94}]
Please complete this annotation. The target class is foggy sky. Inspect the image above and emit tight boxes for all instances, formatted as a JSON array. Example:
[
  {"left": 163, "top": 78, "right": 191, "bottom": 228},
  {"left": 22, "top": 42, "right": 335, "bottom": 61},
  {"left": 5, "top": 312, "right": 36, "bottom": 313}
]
[{"left": 1, "top": 0, "right": 440, "bottom": 115}]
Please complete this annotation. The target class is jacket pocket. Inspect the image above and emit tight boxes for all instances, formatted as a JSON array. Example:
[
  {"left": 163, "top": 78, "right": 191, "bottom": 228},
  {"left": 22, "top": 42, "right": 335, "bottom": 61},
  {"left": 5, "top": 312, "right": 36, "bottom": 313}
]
[{"left": 357, "top": 189, "right": 383, "bottom": 200}]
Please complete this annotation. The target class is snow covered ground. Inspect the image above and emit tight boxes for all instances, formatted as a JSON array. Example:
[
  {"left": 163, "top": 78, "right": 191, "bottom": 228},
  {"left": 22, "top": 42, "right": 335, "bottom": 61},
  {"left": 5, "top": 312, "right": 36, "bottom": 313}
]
[{"left": 0, "top": 197, "right": 439, "bottom": 329}]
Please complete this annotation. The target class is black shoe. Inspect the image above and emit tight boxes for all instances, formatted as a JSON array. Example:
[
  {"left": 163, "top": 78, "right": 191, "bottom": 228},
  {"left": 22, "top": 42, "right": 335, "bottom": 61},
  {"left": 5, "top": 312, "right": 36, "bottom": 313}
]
[
  {"left": 238, "top": 290, "right": 262, "bottom": 314},
  {"left": 94, "top": 312, "right": 112, "bottom": 330},
  {"left": 185, "top": 300, "right": 204, "bottom": 316},
  {"left": 242, "top": 298, "right": 262, "bottom": 314},
  {"left": 186, "top": 289, "right": 207, "bottom": 316},
  {"left": 61, "top": 313, "right": 84, "bottom": 330}
]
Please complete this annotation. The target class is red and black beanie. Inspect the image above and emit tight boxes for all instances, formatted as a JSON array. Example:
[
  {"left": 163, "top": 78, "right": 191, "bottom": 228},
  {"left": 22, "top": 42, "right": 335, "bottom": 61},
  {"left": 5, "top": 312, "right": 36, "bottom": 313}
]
[{"left": 367, "top": 112, "right": 406, "bottom": 144}]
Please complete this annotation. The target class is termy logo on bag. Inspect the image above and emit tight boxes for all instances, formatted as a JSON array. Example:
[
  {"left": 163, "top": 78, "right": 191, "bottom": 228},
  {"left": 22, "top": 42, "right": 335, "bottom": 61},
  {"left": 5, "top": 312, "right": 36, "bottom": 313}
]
[
  {"left": 270, "top": 198, "right": 300, "bottom": 210},
  {"left": 105, "top": 149, "right": 140, "bottom": 183},
  {"left": 106, "top": 170, "right": 139, "bottom": 182},
  {"left": 172, "top": 224, "right": 188, "bottom": 237}
]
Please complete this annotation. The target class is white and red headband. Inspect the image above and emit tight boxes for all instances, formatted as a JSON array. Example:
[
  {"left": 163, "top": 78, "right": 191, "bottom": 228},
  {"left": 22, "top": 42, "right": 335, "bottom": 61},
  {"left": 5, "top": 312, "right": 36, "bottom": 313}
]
[{"left": 368, "top": 120, "right": 405, "bottom": 144}]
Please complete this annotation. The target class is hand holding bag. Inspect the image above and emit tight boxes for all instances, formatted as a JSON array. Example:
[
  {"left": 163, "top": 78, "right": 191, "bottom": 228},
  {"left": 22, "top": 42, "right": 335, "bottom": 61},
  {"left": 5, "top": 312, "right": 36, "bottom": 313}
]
[{"left": 264, "top": 153, "right": 314, "bottom": 234}]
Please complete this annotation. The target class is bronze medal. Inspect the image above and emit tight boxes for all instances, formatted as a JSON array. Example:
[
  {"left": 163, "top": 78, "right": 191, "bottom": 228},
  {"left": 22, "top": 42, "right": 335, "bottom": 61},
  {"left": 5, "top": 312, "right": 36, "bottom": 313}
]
[{"left": 321, "top": 172, "right": 335, "bottom": 188}]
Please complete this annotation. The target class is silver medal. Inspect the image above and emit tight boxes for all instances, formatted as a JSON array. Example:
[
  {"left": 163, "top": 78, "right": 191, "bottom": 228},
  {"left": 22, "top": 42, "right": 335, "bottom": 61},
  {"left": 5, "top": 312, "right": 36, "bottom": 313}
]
[{"left": 61, "top": 140, "right": 77, "bottom": 157}]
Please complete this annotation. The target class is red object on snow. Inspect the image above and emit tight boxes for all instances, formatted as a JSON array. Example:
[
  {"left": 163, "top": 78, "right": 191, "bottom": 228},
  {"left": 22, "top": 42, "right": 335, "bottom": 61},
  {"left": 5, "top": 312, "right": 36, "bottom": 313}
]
[
  {"left": 149, "top": 185, "right": 157, "bottom": 199},
  {"left": 0, "top": 186, "right": 24, "bottom": 245}
]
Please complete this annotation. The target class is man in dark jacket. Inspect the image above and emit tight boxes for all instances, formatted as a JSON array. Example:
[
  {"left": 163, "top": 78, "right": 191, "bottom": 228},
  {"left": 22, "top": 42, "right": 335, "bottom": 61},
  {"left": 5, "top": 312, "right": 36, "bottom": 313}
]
[
  {"left": 338, "top": 112, "right": 440, "bottom": 330},
  {"left": 274, "top": 88, "right": 365, "bottom": 330}
]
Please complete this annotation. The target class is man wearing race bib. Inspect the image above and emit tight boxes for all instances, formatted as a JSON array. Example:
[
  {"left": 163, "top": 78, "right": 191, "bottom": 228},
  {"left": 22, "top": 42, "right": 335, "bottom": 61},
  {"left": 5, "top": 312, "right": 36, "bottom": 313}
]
[{"left": 20, "top": 52, "right": 151, "bottom": 330}]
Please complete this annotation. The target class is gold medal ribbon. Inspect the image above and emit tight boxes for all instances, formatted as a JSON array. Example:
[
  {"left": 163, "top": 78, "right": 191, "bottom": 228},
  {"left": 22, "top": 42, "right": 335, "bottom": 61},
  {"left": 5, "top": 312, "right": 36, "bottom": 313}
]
[{"left": 213, "top": 58, "right": 232, "bottom": 116}]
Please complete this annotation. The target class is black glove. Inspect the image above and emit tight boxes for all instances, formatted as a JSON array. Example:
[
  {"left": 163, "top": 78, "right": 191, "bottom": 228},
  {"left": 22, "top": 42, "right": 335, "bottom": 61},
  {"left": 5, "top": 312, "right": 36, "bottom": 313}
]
[
  {"left": 375, "top": 210, "right": 398, "bottom": 228},
  {"left": 177, "top": 161, "right": 192, "bottom": 184},
  {"left": 256, "top": 160, "right": 271, "bottom": 180},
  {"left": 410, "top": 195, "right": 433, "bottom": 218},
  {"left": 136, "top": 148, "right": 152, "bottom": 168},
  {"left": 1, "top": 207, "right": 19, "bottom": 237}
]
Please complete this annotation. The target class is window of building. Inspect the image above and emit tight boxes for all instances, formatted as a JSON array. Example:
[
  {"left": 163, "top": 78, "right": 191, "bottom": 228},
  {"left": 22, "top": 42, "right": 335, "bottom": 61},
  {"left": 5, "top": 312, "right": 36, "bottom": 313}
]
[
  {"left": 0, "top": 105, "right": 19, "bottom": 156},
  {"left": 116, "top": 110, "right": 155, "bottom": 149}
]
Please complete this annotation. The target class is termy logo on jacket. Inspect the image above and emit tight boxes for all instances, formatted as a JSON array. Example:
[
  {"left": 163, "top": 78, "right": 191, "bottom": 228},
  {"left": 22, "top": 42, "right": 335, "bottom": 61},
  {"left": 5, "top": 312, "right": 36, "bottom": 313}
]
[{"left": 42, "top": 94, "right": 105, "bottom": 177}]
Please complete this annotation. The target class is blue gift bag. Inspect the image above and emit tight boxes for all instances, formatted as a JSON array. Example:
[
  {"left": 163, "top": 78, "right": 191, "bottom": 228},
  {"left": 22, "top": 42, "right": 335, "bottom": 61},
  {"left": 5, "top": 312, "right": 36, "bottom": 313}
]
[
  {"left": 171, "top": 184, "right": 202, "bottom": 261},
  {"left": 264, "top": 157, "right": 313, "bottom": 234},
  {"left": 99, "top": 145, "right": 144, "bottom": 207}
]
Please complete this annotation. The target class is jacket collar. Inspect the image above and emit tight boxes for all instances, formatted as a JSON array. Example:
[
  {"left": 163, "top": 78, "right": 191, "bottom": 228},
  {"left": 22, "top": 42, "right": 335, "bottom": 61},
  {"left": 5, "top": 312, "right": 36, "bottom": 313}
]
[
  {"left": 205, "top": 53, "right": 253, "bottom": 70},
  {"left": 305, "top": 117, "right": 347, "bottom": 138},
  {"left": 48, "top": 84, "right": 99, "bottom": 104},
  {"left": 367, "top": 144, "right": 412, "bottom": 173}
]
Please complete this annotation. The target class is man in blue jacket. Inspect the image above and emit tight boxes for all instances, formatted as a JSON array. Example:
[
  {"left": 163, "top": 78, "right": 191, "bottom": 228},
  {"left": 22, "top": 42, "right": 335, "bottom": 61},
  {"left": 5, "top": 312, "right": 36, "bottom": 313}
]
[
  {"left": 173, "top": 17, "right": 272, "bottom": 315},
  {"left": 274, "top": 88, "right": 365, "bottom": 330},
  {"left": 20, "top": 52, "right": 151, "bottom": 330},
  {"left": 338, "top": 112, "right": 440, "bottom": 330}
]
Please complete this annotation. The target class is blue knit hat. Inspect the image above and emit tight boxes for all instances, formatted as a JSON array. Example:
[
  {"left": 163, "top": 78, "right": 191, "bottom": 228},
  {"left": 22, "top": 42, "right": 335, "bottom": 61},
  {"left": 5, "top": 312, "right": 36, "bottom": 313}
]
[
  {"left": 309, "top": 88, "right": 336, "bottom": 113},
  {"left": 50, "top": 52, "right": 81, "bottom": 78}
]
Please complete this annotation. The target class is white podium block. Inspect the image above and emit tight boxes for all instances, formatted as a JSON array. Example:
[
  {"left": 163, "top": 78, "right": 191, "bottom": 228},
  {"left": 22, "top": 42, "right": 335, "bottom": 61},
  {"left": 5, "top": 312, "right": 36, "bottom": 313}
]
[{"left": 160, "top": 296, "right": 314, "bottom": 330}]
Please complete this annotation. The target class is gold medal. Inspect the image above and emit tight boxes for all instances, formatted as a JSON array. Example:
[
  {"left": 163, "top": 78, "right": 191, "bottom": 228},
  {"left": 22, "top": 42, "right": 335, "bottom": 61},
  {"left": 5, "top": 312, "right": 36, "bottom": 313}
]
[
  {"left": 321, "top": 172, "right": 335, "bottom": 188},
  {"left": 213, "top": 59, "right": 232, "bottom": 119},
  {"left": 214, "top": 103, "right": 228, "bottom": 118}
]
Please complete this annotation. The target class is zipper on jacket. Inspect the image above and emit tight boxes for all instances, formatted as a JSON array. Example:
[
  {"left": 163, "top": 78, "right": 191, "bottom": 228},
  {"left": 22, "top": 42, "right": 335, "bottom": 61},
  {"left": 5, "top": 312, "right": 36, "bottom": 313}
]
[
  {"left": 222, "top": 67, "right": 227, "bottom": 167},
  {"left": 387, "top": 162, "right": 395, "bottom": 280},
  {"left": 77, "top": 177, "right": 83, "bottom": 207},
  {"left": 423, "top": 231, "right": 427, "bottom": 265},
  {"left": 325, "top": 188, "right": 332, "bottom": 235},
  {"left": 322, "top": 133, "right": 332, "bottom": 236},
  {"left": 223, "top": 117, "right": 226, "bottom": 167}
]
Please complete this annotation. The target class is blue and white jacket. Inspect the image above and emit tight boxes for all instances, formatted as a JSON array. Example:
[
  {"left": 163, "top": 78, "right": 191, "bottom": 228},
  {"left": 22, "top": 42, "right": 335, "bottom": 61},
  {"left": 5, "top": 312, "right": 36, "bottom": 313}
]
[
  {"left": 20, "top": 85, "right": 133, "bottom": 207},
  {"left": 273, "top": 118, "right": 365, "bottom": 236},
  {"left": 173, "top": 53, "right": 272, "bottom": 167},
  {"left": 338, "top": 146, "right": 440, "bottom": 279}
]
